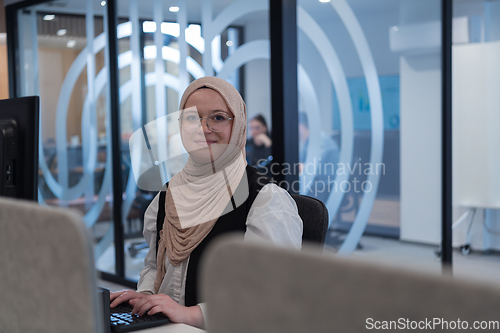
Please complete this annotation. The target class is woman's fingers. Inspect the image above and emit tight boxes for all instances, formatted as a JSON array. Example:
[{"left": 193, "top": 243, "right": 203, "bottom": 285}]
[
  {"left": 131, "top": 294, "right": 174, "bottom": 317},
  {"left": 137, "top": 301, "right": 156, "bottom": 317},
  {"left": 128, "top": 294, "right": 190, "bottom": 324},
  {"left": 131, "top": 296, "right": 149, "bottom": 315},
  {"left": 109, "top": 290, "right": 131, "bottom": 302},
  {"left": 110, "top": 290, "right": 144, "bottom": 308},
  {"left": 109, "top": 290, "right": 132, "bottom": 308},
  {"left": 110, "top": 292, "right": 130, "bottom": 308},
  {"left": 133, "top": 297, "right": 157, "bottom": 316},
  {"left": 147, "top": 305, "right": 162, "bottom": 316}
]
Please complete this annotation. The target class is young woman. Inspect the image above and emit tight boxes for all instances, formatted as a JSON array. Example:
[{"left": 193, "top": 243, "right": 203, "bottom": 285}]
[{"left": 110, "top": 77, "right": 302, "bottom": 329}]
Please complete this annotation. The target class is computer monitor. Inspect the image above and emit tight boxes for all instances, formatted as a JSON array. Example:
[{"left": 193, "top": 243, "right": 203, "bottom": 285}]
[{"left": 0, "top": 96, "right": 39, "bottom": 201}]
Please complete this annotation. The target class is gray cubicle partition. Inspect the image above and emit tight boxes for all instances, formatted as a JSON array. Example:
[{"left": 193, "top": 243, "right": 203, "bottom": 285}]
[
  {"left": 0, "top": 197, "right": 103, "bottom": 333},
  {"left": 202, "top": 235, "right": 500, "bottom": 333}
]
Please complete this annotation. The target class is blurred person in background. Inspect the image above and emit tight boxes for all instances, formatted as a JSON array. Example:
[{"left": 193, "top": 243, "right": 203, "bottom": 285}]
[
  {"left": 299, "top": 112, "right": 340, "bottom": 203},
  {"left": 246, "top": 114, "right": 272, "bottom": 168}
]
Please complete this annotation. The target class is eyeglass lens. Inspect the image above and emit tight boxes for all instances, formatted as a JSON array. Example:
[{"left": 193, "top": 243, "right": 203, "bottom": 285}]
[{"left": 181, "top": 112, "right": 230, "bottom": 132}]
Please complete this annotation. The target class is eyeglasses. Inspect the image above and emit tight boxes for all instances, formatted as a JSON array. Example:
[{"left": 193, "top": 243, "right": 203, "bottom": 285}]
[{"left": 179, "top": 112, "right": 233, "bottom": 133}]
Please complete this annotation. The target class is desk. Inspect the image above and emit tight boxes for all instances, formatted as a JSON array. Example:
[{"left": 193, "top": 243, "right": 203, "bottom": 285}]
[{"left": 135, "top": 323, "right": 205, "bottom": 332}]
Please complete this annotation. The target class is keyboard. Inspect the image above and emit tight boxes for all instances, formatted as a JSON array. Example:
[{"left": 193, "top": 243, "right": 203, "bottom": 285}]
[
  {"left": 99, "top": 287, "right": 171, "bottom": 333},
  {"left": 110, "top": 302, "right": 171, "bottom": 332}
]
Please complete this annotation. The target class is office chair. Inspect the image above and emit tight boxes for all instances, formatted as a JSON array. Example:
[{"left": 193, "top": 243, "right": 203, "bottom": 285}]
[
  {"left": 128, "top": 191, "right": 155, "bottom": 257},
  {"left": 291, "top": 194, "right": 328, "bottom": 245},
  {"left": 127, "top": 192, "right": 328, "bottom": 258}
]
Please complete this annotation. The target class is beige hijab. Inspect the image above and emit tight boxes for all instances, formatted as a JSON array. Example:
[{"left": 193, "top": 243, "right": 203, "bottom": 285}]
[{"left": 154, "top": 77, "right": 247, "bottom": 293}]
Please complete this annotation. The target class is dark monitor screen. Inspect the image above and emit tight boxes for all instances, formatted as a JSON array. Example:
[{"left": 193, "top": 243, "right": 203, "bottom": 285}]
[{"left": 0, "top": 96, "right": 39, "bottom": 201}]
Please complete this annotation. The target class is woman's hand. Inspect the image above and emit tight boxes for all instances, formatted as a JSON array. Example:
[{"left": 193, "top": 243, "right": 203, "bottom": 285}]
[
  {"left": 254, "top": 133, "right": 272, "bottom": 148},
  {"left": 130, "top": 294, "right": 205, "bottom": 329},
  {"left": 109, "top": 290, "right": 147, "bottom": 308}
]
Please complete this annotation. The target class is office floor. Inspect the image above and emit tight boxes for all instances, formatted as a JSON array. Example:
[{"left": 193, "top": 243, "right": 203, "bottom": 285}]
[
  {"left": 337, "top": 234, "right": 500, "bottom": 286},
  {"left": 338, "top": 198, "right": 400, "bottom": 228}
]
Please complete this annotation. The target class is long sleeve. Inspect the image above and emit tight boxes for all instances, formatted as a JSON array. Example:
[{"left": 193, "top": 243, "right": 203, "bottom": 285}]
[
  {"left": 245, "top": 183, "right": 303, "bottom": 249},
  {"left": 136, "top": 192, "right": 189, "bottom": 304},
  {"left": 136, "top": 192, "right": 161, "bottom": 295}
]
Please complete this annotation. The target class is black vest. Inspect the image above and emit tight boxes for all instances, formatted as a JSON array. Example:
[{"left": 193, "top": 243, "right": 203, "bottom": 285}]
[{"left": 155, "top": 165, "right": 271, "bottom": 306}]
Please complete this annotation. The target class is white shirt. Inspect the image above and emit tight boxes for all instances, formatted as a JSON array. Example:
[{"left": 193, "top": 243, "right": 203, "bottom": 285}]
[{"left": 136, "top": 183, "right": 303, "bottom": 309}]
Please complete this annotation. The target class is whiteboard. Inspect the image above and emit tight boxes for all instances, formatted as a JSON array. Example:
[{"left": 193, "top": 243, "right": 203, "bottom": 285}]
[{"left": 453, "top": 41, "right": 500, "bottom": 208}]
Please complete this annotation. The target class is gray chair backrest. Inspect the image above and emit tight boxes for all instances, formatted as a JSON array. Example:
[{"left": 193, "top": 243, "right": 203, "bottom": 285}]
[
  {"left": 0, "top": 197, "right": 102, "bottom": 333},
  {"left": 201, "top": 235, "right": 500, "bottom": 333},
  {"left": 291, "top": 194, "right": 328, "bottom": 245}
]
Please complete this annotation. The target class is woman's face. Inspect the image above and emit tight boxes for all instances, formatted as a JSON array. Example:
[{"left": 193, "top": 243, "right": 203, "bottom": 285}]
[
  {"left": 249, "top": 119, "right": 267, "bottom": 139},
  {"left": 181, "top": 88, "right": 234, "bottom": 164}
]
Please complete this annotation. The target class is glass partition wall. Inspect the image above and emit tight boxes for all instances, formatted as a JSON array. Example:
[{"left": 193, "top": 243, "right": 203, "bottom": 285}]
[
  {"left": 296, "top": 0, "right": 445, "bottom": 271},
  {"left": 14, "top": 1, "right": 118, "bottom": 276},
  {"left": 8, "top": 0, "right": 269, "bottom": 284},
  {"left": 114, "top": 0, "right": 262, "bottom": 281},
  {"left": 296, "top": 0, "right": 499, "bottom": 283}
]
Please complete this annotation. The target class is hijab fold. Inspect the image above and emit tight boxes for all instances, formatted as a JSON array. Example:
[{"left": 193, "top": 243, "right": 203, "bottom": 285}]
[{"left": 154, "top": 77, "right": 247, "bottom": 293}]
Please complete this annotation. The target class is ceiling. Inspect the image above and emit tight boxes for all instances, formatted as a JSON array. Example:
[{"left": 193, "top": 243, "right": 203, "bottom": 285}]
[
  {"left": 30, "top": 0, "right": 401, "bottom": 26},
  {"left": 34, "top": 0, "right": 262, "bottom": 25}
]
